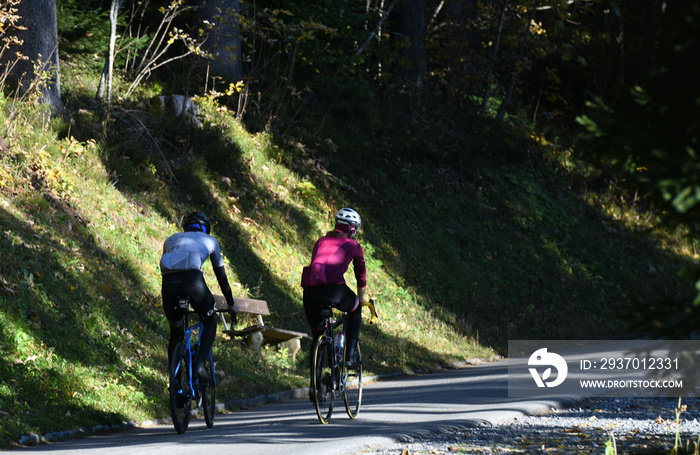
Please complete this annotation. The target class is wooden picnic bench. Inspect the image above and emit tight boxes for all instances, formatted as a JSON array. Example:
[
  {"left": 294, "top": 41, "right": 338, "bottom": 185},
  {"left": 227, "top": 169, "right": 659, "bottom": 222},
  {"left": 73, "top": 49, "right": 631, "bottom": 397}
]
[{"left": 214, "top": 295, "right": 308, "bottom": 358}]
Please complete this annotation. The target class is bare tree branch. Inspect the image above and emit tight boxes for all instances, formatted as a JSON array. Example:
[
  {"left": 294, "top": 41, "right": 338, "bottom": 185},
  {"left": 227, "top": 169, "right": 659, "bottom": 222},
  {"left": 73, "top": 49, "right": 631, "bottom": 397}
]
[{"left": 354, "top": 0, "right": 402, "bottom": 59}]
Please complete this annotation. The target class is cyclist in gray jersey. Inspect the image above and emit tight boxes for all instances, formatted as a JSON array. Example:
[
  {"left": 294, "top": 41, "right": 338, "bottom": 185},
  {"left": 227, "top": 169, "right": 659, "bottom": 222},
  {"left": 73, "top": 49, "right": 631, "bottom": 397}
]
[{"left": 160, "top": 212, "right": 235, "bottom": 383}]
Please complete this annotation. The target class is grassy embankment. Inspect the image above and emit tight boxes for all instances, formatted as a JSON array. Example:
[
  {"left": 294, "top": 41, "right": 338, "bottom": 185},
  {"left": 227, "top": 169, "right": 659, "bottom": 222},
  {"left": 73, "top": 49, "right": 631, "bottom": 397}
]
[{"left": 0, "top": 67, "right": 696, "bottom": 447}]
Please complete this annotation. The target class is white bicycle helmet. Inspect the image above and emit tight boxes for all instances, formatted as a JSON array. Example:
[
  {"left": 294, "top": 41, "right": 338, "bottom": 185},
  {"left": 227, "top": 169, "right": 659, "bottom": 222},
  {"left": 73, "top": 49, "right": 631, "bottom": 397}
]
[{"left": 335, "top": 208, "right": 361, "bottom": 237}]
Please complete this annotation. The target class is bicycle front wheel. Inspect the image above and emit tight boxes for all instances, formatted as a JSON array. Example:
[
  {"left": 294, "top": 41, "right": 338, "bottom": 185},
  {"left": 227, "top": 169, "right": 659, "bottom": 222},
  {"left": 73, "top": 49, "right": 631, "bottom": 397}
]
[
  {"left": 169, "top": 343, "right": 191, "bottom": 434},
  {"left": 311, "top": 335, "right": 335, "bottom": 424},
  {"left": 202, "top": 351, "right": 216, "bottom": 428},
  {"left": 343, "top": 342, "right": 363, "bottom": 419}
]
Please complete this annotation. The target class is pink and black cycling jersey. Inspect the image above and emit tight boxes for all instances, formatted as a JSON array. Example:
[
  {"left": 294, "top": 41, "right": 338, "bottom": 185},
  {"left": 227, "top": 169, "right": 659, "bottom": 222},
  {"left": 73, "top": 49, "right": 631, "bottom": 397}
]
[{"left": 301, "top": 235, "right": 366, "bottom": 288}]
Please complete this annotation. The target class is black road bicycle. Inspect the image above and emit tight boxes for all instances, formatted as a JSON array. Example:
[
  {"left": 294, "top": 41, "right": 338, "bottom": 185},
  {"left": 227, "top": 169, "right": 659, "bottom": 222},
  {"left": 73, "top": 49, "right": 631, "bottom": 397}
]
[{"left": 310, "top": 299, "right": 377, "bottom": 424}]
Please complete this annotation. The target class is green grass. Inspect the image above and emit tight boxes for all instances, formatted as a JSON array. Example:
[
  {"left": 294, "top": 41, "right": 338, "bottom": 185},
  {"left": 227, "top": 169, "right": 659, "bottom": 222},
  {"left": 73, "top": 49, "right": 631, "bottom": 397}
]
[{"left": 0, "top": 72, "right": 696, "bottom": 448}]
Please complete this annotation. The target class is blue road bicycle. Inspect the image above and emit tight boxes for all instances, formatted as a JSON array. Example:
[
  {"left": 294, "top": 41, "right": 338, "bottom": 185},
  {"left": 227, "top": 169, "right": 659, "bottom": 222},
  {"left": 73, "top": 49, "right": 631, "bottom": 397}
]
[{"left": 169, "top": 297, "right": 224, "bottom": 434}]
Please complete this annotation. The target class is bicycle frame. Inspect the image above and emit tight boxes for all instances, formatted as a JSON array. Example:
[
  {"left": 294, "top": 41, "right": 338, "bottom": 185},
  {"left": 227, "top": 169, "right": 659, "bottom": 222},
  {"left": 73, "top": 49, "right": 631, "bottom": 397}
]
[
  {"left": 170, "top": 304, "right": 225, "bottom": 434},
  {"left": 329, "top": 313, "right": 347, "bottom": 389},
  {"left": 180, "top": 311, "right": 217, "bottom": 396},
  {"left": 322, "top": 307, "right": 347, "bottom": 365},
  {"left": 325, "top": 314, "right": 347, "bottom": 340}
]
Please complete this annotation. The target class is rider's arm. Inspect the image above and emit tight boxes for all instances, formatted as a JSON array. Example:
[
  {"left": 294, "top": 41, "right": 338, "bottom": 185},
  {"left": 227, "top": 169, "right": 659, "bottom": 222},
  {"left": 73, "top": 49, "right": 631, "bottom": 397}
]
[
  {"left": 357, "top": 286, "right": 368, "bottom": 303},
  {"left": 213, "top": 265, "right": 235, "bottom": 307},
  {"left": 208, "top": 238, "right": 235, "bottom": 308},
  {"left": 353, "top": 241, "right": 368, "bottom": 302}
]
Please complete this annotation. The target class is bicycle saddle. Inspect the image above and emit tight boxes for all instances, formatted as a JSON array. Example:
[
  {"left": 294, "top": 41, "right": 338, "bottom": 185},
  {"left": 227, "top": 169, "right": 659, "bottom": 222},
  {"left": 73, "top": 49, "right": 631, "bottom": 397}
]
[
  {"left": 319, "top": 304, "right": 333, "bottom": 318},
  {"left": 175, "top": 296, "right": 191, "bottom": 311}
]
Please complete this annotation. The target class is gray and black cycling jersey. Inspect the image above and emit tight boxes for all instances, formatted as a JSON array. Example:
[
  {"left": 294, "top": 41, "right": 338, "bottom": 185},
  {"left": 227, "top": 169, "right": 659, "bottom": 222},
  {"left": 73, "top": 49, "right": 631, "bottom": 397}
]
[{"left": 160, "top": 231, "right": 225, "bottom": 273}]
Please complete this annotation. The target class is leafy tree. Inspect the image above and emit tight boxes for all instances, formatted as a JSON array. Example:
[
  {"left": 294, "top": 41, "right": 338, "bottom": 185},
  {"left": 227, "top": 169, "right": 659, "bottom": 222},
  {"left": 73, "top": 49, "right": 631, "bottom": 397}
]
[
  {"left": 577, "top": 3, "right": 700, "bottom": 322},
  {"left": 57, "top": 0, "right": 111, "bottom": 61},
  {"left": 389, "top": 0, "right": 426, "bottom": 89},
  {"left": 194, "top": 0, "right": 243, "bottom": 85},
  {"left": 577, "top": 3, "right": 700, "bottom": 230}
]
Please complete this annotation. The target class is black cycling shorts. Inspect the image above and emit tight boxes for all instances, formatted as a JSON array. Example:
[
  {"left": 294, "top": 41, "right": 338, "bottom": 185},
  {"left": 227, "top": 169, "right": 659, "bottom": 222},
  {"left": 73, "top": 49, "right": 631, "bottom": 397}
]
[
  {"left": 161, "top": 269, "right": 216, "bottom": 326},
  {"left": 303, "top": 283, "right": 359, "bottom": 333}
]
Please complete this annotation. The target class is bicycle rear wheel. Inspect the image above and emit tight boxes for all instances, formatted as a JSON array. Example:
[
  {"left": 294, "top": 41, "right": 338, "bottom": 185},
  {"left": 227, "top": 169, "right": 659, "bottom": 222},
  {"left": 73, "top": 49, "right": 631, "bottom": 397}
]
[
  {"left": 343, "top": 342, "right": 362, "bottom": 419},
  {"left": 169, "top": 343, "right": 191, "bottom": 434},
  {"left": 311, "top": 335, "right": 335, "bottom": 424},
  {"left": 201, "top": 351, "right": 216, "bottom": 428}
]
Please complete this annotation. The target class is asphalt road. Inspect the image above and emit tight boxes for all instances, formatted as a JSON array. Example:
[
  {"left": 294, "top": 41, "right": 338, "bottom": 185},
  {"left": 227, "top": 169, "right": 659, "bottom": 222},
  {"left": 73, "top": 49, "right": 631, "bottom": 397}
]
[{"left": 11, "top": 360, "right": 571, "bottom": 455}]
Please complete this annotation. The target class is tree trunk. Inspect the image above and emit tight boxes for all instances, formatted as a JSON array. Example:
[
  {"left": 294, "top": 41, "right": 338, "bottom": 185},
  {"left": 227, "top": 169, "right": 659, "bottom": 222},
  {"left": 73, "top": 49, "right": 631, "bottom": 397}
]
[
  {"left": 7, "top": 0, "right": 62, "bottom": 112},
  {"left": 481, "top": 0, "right": 508, "bottom": 116},
  {"left": 496, "top": 3, "right": 536, "bottom": 125},
  {"left": 391, "top": 0, "right": 427, "bottom": 88},
  {"left": 194, "top": 0, "right": 243, "bottom": 85},
  {"left": 96, "top": 0, "right": 123, "bottom": 105}
]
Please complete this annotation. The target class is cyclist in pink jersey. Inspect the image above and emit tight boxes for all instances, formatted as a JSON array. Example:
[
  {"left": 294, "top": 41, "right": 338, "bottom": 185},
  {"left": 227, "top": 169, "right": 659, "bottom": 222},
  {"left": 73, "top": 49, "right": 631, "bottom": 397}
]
[{"left": 301, "top": 208, "right": 367, "bottom": 367}]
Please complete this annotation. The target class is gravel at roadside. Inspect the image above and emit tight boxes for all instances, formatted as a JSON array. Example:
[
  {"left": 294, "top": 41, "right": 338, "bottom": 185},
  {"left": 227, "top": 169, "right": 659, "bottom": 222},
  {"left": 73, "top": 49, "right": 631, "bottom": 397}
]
[{"left": 361, "top": 397, "right": 700, "bottom": 454}]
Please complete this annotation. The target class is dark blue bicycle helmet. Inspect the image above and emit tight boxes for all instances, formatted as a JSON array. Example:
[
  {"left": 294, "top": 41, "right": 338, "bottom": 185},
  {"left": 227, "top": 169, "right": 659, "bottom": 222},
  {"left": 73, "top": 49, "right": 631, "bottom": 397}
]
[{"left": 182, "top": 211, "right": 211, "bottom": 234}]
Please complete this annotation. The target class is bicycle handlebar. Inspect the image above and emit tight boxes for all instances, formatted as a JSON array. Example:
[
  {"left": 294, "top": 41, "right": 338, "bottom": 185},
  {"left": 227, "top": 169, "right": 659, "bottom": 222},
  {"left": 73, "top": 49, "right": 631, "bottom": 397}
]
[{"left": 362, "top": 299, "right": 379, "bottom": 325}]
